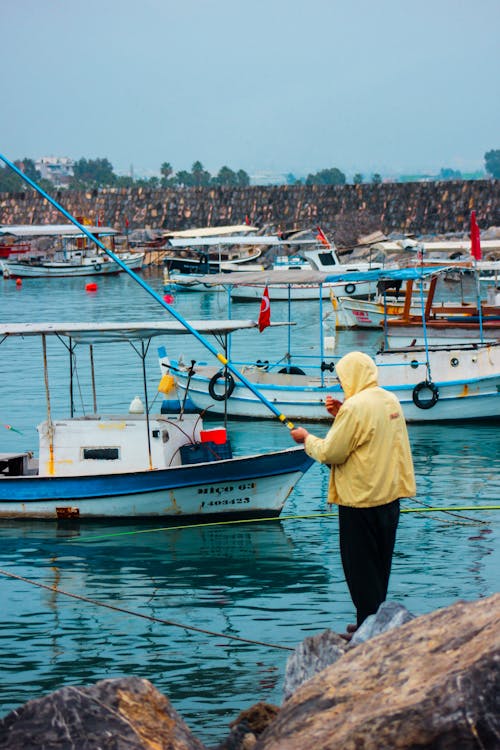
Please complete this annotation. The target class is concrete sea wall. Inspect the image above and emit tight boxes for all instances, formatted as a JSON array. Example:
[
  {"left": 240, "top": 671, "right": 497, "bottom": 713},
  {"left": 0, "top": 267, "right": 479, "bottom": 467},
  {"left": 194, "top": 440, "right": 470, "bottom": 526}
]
[{"left": 1, "top": 180, "right": 499, "bottom": 245}]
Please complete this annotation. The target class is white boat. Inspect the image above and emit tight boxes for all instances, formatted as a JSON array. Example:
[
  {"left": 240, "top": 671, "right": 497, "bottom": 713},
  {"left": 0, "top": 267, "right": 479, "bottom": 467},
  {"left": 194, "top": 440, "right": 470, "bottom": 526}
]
[
  {"left": 167, "top": 232, "right": 390, "bottom": 300},
  {"left": 161, "top": 340, "right": 500, "bottom": 423},
  {"left": 0, "top": 224, "right": 145, "bottom": 278},
  {"left": 0, "top": 321, "right": 313, "bottom": 520}
]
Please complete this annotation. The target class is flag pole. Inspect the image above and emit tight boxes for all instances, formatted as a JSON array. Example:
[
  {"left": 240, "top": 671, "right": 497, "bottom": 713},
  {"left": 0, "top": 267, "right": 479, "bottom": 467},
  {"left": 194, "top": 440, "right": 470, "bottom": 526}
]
[{"left": 0, "top": 153, "right": 296, "bottom": 430}]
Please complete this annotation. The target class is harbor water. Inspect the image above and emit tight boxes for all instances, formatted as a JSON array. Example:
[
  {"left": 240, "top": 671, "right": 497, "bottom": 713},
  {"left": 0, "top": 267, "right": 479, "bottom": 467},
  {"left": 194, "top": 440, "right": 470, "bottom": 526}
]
[{"left": 0, "top": 269, "right": 499, "bottom": 745}]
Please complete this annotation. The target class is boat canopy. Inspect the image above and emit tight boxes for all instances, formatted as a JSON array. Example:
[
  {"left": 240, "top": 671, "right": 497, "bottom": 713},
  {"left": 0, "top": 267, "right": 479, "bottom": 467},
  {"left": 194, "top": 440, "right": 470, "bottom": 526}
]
[
  {"left": 170, "top": 265, "right": 452, "bottom": 288},
  {"left": 162, "top": 225, "right": 258, "bottom": 239},
  {"left": 167, "top": 235, "right": 319, "bottom": 248},
  {"left": 0, "top": 320, "right": 292, "bottom": 345},
  {"left": 0, "top": 224, "right": 118, "bottom": 238}
]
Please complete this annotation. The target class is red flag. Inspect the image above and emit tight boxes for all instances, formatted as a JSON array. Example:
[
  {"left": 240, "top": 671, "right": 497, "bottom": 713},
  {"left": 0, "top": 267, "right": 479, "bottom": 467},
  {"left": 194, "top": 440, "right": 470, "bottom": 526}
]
[
  {"left": 470, "top": 211, "right": 482, "bottom": 261},
  {"left": 316, "top": 226, "right": 331, "bottom": 248},
  {"left": 258, "top": 285, "right": 271, "bottom": 332},
  {"left": 245, "top": 214, "right": 251, "bottom": 226}
]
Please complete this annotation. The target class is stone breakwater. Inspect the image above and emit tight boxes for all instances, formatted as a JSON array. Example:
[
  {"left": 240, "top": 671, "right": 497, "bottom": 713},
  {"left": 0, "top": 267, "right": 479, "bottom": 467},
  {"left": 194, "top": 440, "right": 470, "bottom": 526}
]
[{"left": 1, "top": 180, "right": 499, "bottom": 245}]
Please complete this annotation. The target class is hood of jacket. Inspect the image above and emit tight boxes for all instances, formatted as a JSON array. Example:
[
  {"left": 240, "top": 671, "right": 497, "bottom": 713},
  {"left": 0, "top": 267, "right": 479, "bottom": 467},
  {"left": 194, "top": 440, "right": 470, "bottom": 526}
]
[{"left": 336, "top": 351, "right": 378, "bottom": 399}]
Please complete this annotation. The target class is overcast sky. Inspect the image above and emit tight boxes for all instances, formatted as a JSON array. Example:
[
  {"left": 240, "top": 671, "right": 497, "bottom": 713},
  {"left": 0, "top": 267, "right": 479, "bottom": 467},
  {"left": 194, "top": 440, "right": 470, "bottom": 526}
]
[{"left": 2, "top": 0, "right": 499, "bottom": 180}]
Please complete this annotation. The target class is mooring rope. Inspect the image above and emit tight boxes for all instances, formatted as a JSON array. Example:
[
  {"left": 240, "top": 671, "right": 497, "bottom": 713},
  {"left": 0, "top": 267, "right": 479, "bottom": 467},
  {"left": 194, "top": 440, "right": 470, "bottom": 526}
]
[
  {"left": 68, "top": 504, "right": 498, "bottom": 543},
  {"left": 0, "top": 568, "right": 295, "bottom": 652}
]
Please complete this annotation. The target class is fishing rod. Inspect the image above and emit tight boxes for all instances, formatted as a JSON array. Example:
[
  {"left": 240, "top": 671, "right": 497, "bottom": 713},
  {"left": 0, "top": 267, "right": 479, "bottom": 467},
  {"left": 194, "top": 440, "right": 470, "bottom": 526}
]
[{"left": 0, "top": 153, "right": 295, "bottom": 428}]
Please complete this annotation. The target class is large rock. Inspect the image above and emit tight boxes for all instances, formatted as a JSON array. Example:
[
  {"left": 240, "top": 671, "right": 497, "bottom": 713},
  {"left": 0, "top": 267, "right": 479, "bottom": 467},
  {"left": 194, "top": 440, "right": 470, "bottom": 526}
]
[
  {"left": 255, "top": 594, "right": 500, "bottom": 749},
  {"left": 0, "top": 676, "right": 207, "bottom": 750}
]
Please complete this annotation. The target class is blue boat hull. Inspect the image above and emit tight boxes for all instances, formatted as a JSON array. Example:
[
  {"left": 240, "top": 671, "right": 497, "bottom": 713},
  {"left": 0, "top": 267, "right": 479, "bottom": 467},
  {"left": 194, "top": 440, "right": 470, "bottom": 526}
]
[{"left": 0, "top": 448, "right": 313, "bottom": 520}]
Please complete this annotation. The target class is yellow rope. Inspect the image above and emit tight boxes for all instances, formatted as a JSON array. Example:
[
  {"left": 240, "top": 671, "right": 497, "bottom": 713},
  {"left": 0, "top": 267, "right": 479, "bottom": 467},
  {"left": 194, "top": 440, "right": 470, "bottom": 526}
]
[{"left": 69, "top": 506, "right": 499, "bottom": 543}]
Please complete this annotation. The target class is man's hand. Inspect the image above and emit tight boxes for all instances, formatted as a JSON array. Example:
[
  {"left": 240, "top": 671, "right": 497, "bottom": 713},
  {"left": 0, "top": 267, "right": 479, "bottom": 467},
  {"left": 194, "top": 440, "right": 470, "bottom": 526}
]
[
  {"left": 325, "top": 395, "right": 343, "bottom": 417},
  {"left": 290, "top": 427, "right": 309, "bottom": 444}
]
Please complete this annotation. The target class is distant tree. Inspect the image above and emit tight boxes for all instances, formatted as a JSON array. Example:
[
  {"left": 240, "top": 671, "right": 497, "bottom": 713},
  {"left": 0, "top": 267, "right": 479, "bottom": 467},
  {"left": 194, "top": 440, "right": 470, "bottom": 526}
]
[
  {"left": 160, "top": 162, "right": 174, "bottom": 187},
  {"left": 371, "top": 173, "right": 382, "bottom": 184},
  {"left": 71, "top": 157, "right": 116, "bottom": 187},
  {"left": 213, "top": 166, "right": 238, "bottom": 186},
  {"left": 305, "top": 167, "right": 346, "bottom": 186},
  {"left": 439, "top": 167, "right": 462, "bottom": 180},
  {"left": 484, "top": 149, "right": 500, "bottom": 179},
  {"left": 191, "top": 161, "right": 211, "bottom": 186},
  {"left": 236, "top": 169, "right": 250, "bottom": 186},
  {"left": 175, "top": 170, "right": 194, "bottom": 187},
  {"left": 353, "top": 173, "right": 363, "bottom": 184},
  {"left": 0, "top": 157, "right": 52, "bottom": 193}
]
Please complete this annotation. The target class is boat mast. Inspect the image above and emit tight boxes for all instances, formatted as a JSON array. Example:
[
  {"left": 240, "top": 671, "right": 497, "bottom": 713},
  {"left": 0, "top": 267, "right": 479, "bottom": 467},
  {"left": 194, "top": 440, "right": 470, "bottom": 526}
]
[{"left": 41, "top": 334, "right": 55, "bottom": 476}]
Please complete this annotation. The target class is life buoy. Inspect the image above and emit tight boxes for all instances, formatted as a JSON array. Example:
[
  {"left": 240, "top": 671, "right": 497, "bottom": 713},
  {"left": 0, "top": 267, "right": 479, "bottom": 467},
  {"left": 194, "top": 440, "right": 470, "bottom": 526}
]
[
  {"left": 344, "top": 283, "right": 356, "bottom": 295},
  {"left": 412, "top": 380, "right": 439, "bottom": 409},
  {"left": 208, "top": 371, "right": 235, "bottom": 401},
  {"left": 278, "top": 366, "right": 306, "bottom": 375},
  {"left": 94, "top": 263, "right": 102, "bottom": 272}
]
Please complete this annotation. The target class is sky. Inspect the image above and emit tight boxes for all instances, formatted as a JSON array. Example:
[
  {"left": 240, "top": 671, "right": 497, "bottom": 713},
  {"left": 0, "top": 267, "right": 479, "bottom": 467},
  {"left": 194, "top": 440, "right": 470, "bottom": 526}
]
[{"left": 2, "top": 0, "right": 499, "bottom": 180}]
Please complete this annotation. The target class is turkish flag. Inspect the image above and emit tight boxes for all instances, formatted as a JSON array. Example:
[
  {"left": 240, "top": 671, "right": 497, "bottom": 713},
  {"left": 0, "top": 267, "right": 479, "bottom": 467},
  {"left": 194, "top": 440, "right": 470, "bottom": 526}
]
[
  {"left": 258, "top": 285, "right": 271, "bottom": 332},
  {"left": 470, "top": 211, "right": 482, "bottom": 261},
  {"left": 316, "top": 226, "right": 331, "bottom": 248}
]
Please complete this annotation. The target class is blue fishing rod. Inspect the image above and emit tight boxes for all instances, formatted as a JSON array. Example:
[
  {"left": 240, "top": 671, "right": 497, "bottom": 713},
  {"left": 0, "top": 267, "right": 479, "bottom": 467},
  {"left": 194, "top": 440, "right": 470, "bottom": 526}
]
[{"left": 0, "top": 153, "right": 296, "bottom": 428}]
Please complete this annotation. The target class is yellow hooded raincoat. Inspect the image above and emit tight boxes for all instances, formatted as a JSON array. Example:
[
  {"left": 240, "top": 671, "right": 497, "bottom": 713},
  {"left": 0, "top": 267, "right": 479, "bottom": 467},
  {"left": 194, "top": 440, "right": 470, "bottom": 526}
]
[{"left": 304, "top": 351, "right": 416, "bottom": 507}]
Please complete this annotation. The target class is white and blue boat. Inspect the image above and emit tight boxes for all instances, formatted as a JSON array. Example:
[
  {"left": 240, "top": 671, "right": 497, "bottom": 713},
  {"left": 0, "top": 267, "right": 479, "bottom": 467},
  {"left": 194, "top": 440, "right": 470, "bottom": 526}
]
[{"left": 0, "top": 321, "right": 313, "bottom": 520}]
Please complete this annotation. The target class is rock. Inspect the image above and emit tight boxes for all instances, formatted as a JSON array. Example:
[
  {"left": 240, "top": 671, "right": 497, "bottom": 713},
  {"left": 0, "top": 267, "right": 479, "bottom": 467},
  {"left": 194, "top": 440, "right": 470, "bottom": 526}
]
[
  {"left": 349, "top": 600, "right": 416, "bottom": 646},
  {"left": 255, "top": 594, "right": 500, "bottom": 749},
  {"left": 0, "top": 676, "right": 207, "bottom": 750},
  {"left": 282, "top": 629, "right": 348, "bottom": 701},
  {"left": 214, "top": 702, "right": 280, "bottom": 750}
]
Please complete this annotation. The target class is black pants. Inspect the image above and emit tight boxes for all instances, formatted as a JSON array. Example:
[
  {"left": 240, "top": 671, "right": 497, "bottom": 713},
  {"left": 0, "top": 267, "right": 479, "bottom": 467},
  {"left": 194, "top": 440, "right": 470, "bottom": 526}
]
[{"left": 338, "top": 499, "right": 400, "bottom": 628}]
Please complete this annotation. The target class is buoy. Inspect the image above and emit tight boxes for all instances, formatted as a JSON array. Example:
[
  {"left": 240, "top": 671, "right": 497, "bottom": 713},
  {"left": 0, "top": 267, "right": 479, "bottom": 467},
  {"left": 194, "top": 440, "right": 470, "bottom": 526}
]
[
  {"left": 129, "top": 395, "right": 144, "bottom": 413},
  {"left": 163, "top": 293, "right": 174, "bottom": 304},
  {"left": 85, "top": 282, "right": 98, "bottom": 292},
  {"left": 15, "top": 278, "right": 22, "bottom": 287}
]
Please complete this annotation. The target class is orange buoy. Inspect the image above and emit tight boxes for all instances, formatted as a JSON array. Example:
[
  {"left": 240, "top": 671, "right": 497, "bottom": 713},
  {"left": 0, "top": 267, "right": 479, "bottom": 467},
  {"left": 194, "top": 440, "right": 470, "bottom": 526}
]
[
  {"left": 85, "top": 282, "right": 98, "bottom": 292},
  {"left": 163, "top": 293, "right": 174, "bottom": 304},
  {"left": 15, "top": 278, "right": 22, "bottom": 286}
]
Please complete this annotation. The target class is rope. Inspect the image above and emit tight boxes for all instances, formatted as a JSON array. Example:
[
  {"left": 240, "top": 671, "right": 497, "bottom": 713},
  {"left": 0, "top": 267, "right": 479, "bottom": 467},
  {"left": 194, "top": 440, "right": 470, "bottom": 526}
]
[
  {"left": 68, "top": 505, "right": 499, "bottom": 543},
  {"left": 0, "top": 568, "right": 294, "bottom": 652}
]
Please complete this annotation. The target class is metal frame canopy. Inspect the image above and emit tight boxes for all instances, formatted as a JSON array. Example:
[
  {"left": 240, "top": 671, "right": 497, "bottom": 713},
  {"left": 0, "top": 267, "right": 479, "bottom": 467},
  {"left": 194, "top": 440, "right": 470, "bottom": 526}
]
[
  {"left": 0, "top": 320, "right": 292, "bottom": 346},
  {"left": 0, "top": 224, "right": 118, "bottom": 238}
]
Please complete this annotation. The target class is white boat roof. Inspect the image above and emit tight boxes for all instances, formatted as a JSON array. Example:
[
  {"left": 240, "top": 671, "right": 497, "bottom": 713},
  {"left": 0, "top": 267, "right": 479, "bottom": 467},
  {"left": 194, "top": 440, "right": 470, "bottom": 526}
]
[
  {"left": 0, "top": 224, "right": 118, "bottom": 238},
  {"left": 167, "top": 235, "right": 319, "bottom": 248},
  {"left": 0, "top": 320, "right": 291, "bottom": 344},
  {"left": 163, "top": 225, "right": 258, "bottom": 239},
  {"left": 170, "top": 265, "right": 452, "bottom": 288}
]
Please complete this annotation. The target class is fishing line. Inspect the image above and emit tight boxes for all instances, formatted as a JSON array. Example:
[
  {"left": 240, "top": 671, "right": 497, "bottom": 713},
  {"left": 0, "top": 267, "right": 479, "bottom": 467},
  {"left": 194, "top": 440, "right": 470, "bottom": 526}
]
[
  {"left": 68, "top": 505, "right": 499, "bottom": 543},
  {"left": 0, "top": 568, "right": 295, "bottom": 652}
]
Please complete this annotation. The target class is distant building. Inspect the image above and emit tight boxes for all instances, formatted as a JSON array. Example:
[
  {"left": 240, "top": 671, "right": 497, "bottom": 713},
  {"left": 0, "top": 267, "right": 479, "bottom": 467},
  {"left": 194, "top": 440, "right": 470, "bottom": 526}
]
[{"left": 35, "top": 156, "right": 74, "bottom": 187}]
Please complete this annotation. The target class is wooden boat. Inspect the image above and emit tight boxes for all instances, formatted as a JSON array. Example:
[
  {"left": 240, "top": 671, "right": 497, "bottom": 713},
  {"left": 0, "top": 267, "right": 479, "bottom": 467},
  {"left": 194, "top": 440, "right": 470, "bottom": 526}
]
[
  {"left": 0, "top": 321, "right": 313, "bottom": 520},
  {"left": 0, "top": 224, "right": 145, "bottom": 278}
]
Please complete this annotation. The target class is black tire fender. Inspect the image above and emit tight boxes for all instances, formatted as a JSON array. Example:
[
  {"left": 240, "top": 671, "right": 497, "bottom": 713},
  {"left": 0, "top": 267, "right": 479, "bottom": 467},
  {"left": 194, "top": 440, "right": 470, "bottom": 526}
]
[
  {"left": 94, "top": 263, "right": 102, "bottom": 272},
  {"left": 208, "top": 371, "right": 235, "bottom": 401},
  {"left": 412, "top": 380, "right": 439, "bottom": 409},
  {"left": 344, "top": 283, "right": 356, "bottom": 295},
  {"left": 278, "top": 366, "right": 306, "bottom": 375}
]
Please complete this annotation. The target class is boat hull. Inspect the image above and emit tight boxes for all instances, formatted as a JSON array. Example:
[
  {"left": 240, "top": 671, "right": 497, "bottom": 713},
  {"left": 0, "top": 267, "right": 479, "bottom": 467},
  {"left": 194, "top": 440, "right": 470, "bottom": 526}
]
[
  {"left": 1, "top": 254, "right": 144, "bottom": 278},
  {"left": 0, "top": 448, "right": 312, "bottom": 519}
]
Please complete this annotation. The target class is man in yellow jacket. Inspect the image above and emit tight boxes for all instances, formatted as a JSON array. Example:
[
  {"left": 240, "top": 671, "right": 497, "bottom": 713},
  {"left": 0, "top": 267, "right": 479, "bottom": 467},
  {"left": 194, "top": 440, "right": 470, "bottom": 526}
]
[{"left": 291, "top": 350, "right": 416, "bottom": 636}]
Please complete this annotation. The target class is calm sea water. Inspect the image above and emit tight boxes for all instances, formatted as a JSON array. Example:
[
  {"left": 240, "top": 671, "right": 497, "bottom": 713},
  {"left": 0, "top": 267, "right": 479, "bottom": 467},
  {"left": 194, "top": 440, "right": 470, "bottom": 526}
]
[{"left": 0, "top": 269, "right": 499, "bottom": 745}]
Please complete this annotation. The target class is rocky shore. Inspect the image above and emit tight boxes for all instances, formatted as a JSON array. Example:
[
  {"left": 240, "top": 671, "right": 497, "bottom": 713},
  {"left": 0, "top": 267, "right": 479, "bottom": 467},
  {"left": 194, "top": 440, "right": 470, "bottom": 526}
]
[
  {"left": 1, "top": 180, "right": 499, "bottom": 247},
  {"left": 1, "top": 594, "right": 498, "bottom": 749}
]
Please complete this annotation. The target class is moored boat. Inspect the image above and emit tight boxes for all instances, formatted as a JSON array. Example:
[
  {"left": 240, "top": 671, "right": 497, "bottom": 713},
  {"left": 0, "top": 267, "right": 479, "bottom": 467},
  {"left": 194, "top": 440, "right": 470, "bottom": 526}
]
[{"left": 0, "top": 321, "right": 313, "bottom": 520}]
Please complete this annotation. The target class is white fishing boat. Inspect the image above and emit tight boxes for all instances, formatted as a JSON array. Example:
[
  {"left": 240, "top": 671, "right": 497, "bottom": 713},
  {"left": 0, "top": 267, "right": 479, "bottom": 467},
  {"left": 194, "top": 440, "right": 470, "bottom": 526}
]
[
  {"left": 166, "top": 230, "right": 390, "bottom": 300},
  {"left": 161, "top": 340, "right": 500, "bottom": 423},
  {"left": 158, "top": 267, "right": 500, "bottom": 423},
  {"left": 0, "top": 224, "right": 145, "bottom": 278},
  {"left": 0, "top": 321, "right": 313, "bottom": 520}
]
